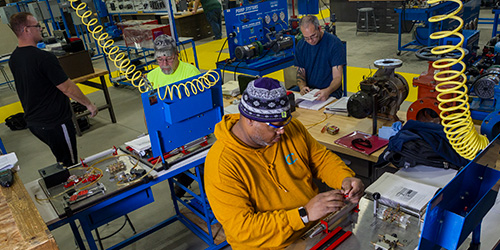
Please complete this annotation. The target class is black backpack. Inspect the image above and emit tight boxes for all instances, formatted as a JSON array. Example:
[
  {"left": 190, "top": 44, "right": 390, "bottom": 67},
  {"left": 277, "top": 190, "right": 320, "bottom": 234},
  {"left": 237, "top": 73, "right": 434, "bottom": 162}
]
[
  {"left": 381, "top": 139, "right": 460, "bottom": 170},
  {"left": 5, "top": 113, "right": 27, "bottom": 131}
]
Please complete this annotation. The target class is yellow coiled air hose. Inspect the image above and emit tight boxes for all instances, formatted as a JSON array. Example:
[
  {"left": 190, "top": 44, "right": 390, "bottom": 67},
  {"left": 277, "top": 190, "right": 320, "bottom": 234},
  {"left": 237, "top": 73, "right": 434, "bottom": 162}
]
[
  {"left": 428, "top": 0, "right": 488, "bottom": 160},
  {"left": 67, "top": 0, "right": 219, "bottom": 100}
]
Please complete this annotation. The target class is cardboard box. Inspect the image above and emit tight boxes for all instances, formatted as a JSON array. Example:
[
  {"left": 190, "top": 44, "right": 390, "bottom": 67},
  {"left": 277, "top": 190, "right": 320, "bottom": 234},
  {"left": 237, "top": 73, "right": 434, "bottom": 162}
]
[
  {"left": 58, "top": 50, "right": 94, "bottom": 80},
  {"left": 116, "top": 19, "right": 158, "bottom": 32},
  {"left": 123, "top": 24, "right": 171, "bottom": 49}
]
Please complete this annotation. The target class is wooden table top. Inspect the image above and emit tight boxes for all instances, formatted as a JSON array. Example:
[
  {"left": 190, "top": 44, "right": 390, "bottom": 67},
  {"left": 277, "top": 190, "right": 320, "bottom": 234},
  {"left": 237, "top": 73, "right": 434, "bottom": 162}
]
[
  {"left": 0, "top": 173, "right": 58, "bottom": 250},
  {"left": 294, "top": 107, "right": 402, "bottom": 163},
  {"left": 224, "top": 96, "right": 403, "bottom": 162},
  {"left": 71, "top": 68, "right": 108, "bottom": 83}
]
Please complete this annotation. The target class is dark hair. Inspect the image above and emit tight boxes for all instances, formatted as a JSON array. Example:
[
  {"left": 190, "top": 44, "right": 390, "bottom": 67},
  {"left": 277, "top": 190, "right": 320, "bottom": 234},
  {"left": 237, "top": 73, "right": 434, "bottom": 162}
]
[
  {"left": 299, "top": 15, "right": 320, "bottom": 30},
  {"left": 9, "top": 12, "right": 33, "bottom": 37}
]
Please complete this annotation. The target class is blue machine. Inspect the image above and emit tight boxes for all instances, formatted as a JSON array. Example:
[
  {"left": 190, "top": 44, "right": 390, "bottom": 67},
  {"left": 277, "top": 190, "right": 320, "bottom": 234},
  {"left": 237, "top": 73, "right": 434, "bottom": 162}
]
[
  {"left": 140, "top": 71, "right": 227, "bottom": 249},
  {"left": 395, "top": 0, "right": 481, "bottom": 54},
  {"left": 297, "top": 0, "right": 319, "bottom": 15},
  {"left": 468, "top": 65, "right": 500, "bottom": 140},
  {"left": 141, "top": 71, "right": 223, "bottom": 163},
  {"left": 216, "top": 0, "right": 295, "bottom": 76},
  {"left": 418, "top": 134, "right": 500, "bottom": 249}
]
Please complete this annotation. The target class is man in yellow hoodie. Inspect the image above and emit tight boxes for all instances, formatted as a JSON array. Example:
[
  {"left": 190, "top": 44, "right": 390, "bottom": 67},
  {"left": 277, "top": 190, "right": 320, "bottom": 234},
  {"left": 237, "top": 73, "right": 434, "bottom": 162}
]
[{"left": 205, "top": 77, "right": 364, "bottom": 249}]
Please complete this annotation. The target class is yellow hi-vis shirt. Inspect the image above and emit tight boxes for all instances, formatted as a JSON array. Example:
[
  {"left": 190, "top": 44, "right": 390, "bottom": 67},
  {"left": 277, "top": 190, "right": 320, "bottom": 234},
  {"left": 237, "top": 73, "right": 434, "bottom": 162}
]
[{"left": 147, "top": 61, "right": 200, "bottom": 89}]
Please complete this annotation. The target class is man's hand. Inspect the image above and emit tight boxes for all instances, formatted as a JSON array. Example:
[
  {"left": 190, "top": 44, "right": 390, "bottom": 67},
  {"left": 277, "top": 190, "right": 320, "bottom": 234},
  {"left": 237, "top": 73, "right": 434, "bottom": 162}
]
[
  {"left": 304, "top": 190, "right": 346, "bottom": 221},
  {"left": 87, "top": 103, "right": 98, "bottom": 117},
  {"left": 341, "top": 177, "right": 365, "bottom": 203},
  {"left": 314, "top": 88, "right": 334, "bottom": 101},
  {"left": 300, "top": 86, "right": 311, "bottom": 95}
]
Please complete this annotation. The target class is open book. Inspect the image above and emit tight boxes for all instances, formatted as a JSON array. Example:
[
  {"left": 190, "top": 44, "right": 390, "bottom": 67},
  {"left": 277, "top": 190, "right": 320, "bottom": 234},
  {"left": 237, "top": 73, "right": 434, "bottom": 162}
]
[{"left": 296, "top": 89, "right": 336, "bottom": 110}]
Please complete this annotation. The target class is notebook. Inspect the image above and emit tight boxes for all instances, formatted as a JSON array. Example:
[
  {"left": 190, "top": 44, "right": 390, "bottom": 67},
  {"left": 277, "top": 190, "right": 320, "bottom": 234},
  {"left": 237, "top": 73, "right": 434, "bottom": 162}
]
[{"left": 324, "top": 97, "right": 349, "bottom": 116}]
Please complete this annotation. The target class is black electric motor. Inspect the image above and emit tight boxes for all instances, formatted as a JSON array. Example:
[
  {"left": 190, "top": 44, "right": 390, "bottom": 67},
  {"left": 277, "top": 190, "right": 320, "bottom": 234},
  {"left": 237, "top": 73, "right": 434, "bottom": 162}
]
[{"left": 347, "top": 59, "right": 409, "bottom": 121}]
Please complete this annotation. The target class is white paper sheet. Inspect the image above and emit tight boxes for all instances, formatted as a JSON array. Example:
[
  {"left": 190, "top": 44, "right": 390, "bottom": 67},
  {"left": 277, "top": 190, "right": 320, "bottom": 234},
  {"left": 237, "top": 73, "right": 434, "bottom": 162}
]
[
  {"left": 366, "top": 172, "right": 439, "bottom": 213},
  {"left": 0, "top": 152, "right": 18, "bottom": 170},
  {"left": 125, "top": 135, "right": 151, "bottom": 152}
]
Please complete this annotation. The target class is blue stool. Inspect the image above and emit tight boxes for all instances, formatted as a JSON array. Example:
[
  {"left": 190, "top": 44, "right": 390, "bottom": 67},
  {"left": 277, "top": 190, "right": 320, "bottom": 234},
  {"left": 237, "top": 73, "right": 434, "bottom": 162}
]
[{"left": 0, "top": 137, "right": 6, "bottom": 154}]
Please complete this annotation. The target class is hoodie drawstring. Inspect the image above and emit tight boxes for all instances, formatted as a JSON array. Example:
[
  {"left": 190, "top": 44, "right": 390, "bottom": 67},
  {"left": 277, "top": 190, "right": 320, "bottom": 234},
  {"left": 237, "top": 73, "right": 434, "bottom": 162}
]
[{"left": 256, "top": 148, "right": 288, "bottom": 192}]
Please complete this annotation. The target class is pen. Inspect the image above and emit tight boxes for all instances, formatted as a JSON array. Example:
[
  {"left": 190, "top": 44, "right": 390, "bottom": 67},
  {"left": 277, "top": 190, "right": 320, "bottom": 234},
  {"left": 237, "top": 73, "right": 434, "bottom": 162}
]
[{"left": 321, "top": 123, "right": 330, "bottom": 133}]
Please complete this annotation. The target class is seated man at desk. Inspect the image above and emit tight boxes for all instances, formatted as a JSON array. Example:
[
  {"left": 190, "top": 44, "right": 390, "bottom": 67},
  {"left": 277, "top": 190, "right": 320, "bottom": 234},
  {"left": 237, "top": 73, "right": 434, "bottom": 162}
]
[
  {"left": 147, "top": 34, "right": 200, "bottom": 89},
  {"left": 205, "top": 77, "right": 364, "bottom": 249},
  {"left": 8, "top": 12, "right": 98, "bottom": 167},
  {"left": 293, "top": 15, "right": 346, "bottom": 101}
]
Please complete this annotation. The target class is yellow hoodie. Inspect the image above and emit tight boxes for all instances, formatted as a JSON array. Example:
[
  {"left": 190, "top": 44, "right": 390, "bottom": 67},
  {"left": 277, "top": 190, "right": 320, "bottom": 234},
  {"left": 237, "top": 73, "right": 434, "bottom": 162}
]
[{"left": 205, "top": 114, "right": 355, "bottom": 249}]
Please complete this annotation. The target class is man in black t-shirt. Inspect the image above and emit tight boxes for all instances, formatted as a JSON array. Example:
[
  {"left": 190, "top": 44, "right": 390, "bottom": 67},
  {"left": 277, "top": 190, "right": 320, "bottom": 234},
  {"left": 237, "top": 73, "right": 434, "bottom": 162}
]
[{"left": 8, "top": 12, "right": 98, "bottom": 166}]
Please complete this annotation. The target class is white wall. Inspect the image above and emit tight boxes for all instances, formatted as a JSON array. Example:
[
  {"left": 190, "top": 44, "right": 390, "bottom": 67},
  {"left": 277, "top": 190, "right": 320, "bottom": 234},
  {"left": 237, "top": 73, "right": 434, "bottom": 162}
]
[{"left": 0, "top": 21, "right": 18, "bottom": 55}]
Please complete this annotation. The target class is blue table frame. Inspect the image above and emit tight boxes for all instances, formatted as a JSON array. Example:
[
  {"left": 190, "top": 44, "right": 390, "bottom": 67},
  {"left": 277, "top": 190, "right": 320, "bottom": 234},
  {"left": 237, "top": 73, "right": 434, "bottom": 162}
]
[
  {"left": 45, "top": 151, "right": 227, "bottom": 250},
  {"left": 491, "top": 8, "right": 500, "bottom": 38},
  {"left": 216, "top": 54, "right": 295, "bottom": 77},
  {"left": 395, "top": 2, "right": 455, "bottom": 54}
]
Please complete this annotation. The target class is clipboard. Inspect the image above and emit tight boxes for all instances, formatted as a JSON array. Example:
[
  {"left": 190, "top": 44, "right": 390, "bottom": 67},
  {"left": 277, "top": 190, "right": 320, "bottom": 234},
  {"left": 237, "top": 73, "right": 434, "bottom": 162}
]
[{"left": 334, "top": 131, "right": 389, "bottom": 155}]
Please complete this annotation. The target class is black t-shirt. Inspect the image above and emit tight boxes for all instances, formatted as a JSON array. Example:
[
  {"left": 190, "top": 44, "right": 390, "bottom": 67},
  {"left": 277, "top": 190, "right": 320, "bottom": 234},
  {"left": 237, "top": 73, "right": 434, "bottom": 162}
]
[{"left": 9, "top": 46, "right": 72, "bottom": 127}]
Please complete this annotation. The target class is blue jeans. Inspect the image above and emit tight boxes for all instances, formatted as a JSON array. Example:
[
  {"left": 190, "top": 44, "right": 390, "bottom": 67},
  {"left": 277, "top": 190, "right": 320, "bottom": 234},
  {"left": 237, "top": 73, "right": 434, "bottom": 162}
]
[{"left": 205, "top": 8, "right": 222, "bottom": 39}]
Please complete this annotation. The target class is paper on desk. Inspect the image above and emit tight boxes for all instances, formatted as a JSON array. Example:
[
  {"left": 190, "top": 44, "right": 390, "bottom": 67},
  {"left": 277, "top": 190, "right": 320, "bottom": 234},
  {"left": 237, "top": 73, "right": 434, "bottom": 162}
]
[
  {"left": 297, "top": 97, "right": 335, "bottom": 111},
  {"left": 224, "top": 104, "right": 240, "bottom": 114},
  {"left": 0, "top": 152, "right": 18, "bottom": 171},
  {"left": 323, "top": 96, "right": 349, "bottom": 116},
  {"left": 366, "top": 172, "right": 439, "bottom": 213},
  {"left": 125, "top": 135, "right": 151, "bottom": 152},
  {"left": 325, "top": 96, "right": 348, "bottom": 112}
]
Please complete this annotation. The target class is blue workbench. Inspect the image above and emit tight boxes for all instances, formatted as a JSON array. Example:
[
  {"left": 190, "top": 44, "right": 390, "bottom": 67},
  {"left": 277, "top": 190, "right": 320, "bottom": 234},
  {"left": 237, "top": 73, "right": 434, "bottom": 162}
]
[
  {"left": 31, "top": 147, "right": 226, "bottom": 250},
  {"left": 395, "top": 2, "right": 456, "bottom": 54},
  {"left": 490, "top": 8, "right": 500, "bottom": 37}
]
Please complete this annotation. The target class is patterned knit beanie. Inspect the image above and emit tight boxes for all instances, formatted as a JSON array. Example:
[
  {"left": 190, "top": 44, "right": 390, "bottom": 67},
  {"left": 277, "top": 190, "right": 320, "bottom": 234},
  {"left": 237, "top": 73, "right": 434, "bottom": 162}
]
[
  {"left": 239, "top": 77, "right": 291, "bottom": 122},
  {"left": 154, "top": 34, "right": 177, "bottom": 58}
]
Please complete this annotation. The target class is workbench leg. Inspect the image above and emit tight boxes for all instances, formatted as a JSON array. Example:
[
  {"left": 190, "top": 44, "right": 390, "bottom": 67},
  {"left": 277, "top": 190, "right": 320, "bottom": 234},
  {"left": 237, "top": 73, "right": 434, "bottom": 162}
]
[
  {"left": 493, "top": 13, "right": 500, "bottom": 38},
  {"left": 397, "top": 13, "right": 403, "bottom": 54},
  {"left": 79, "top": 219, "right": 100, "bottom": 250},
  {"left": 70, "top": 221, "right": 87, "bottom": 250},
  {"left": 469, "top": 223, "right": 481, "bottom": 250},
  {"left": 95, "top": 228, "right": 105, "bottom": 250},
  {"left": 99, "top": 75, "right": 117, "bottom": 123}
]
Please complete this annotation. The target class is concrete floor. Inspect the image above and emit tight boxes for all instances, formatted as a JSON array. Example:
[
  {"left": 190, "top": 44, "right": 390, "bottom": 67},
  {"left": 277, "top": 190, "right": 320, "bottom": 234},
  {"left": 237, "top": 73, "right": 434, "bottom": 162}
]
[{"left": 0, "top": 7, "right": 496, "bottom": 250}]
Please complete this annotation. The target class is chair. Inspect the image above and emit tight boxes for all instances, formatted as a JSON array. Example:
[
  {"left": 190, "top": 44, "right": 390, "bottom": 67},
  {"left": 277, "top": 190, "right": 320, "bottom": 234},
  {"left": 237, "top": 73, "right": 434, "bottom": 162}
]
[
  {"left": 356, "top": 7, "right": 378, "bottom": 35},
  {"left": 0, "top": 64, "right": 15, "bottom": 91}
]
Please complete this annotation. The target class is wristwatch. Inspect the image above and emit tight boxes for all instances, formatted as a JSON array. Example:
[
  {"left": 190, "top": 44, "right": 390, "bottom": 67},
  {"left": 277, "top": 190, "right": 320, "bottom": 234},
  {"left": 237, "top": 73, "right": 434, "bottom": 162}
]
[{"left": 298, "top": 207, "right": 309, "bottom": 224}]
